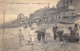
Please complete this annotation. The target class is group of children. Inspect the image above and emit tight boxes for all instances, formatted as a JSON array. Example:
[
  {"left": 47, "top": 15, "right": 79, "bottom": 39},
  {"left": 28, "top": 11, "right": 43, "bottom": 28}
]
[{"left": 18, "top": 23, "right": 46, "bottom": 46}]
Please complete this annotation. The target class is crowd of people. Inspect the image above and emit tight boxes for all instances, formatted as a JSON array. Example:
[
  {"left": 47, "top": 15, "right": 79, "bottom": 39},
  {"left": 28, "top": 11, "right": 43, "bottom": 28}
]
[
  {"left": 18, "top": 23, "right": 46, "bottom": 46},
  {"left": 53, "top": 23, "right": 79, "bottom": 43},
  {"left": 18, "top": 23, "right": 79, "bottom": 46}
]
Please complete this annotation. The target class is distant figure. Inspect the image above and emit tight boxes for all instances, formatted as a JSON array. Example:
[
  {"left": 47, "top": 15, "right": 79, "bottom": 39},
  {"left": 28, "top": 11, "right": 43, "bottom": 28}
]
[
  {"left": 31, "top": 23, "right": 38, "bottom": 43},
  {"left": 52, "top": 24, "right": 58, "bottom": 40},
  {"left": 69, "top": 27, "right": 75, "bottom": 38},
  {"left": 41, "top": 28, "right": 46, "bottom": 42},
  {"left": 57, "top": 28, "right": 63, "bottom": 43},
  {"left": 35, "top": 30, "right": 42, "bottom": 43},
  {"left": 68, "top": 27, "right": 76, "bottom": 42},
  {"left": 18, "top": 29, "right": 24, "bottom": 46},
  {"left": 23, "top": 26, "right": 31, "bottom": 45},
  {"left": 74, "top": 24, "right": 78, "bottom": 32},
  {"left": 30, "top": 27, "right": 36, "bottom": 44},
  {"left": 73, "top": 24, "right": 79, "bottom": 42}
]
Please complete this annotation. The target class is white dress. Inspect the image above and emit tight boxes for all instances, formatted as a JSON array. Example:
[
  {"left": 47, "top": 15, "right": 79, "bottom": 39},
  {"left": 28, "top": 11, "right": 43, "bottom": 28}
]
[
  {"left": 23, "top": 27, "right": 31, "bottom": 41},
  {"left": 30, "top": 29, "right": 36, "bottom": 42}
]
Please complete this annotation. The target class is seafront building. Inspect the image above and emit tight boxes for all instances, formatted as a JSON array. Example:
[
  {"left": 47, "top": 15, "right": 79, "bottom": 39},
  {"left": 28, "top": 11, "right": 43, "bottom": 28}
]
[{"left": 29, "top": 0, "right": 80, "bottom": 24}]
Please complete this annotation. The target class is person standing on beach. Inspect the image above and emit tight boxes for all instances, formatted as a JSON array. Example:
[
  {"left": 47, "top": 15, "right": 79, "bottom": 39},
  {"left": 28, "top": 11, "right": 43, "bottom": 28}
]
[
  {"left": 23, "top": 26, "right": 31, "bottom": 45},
  {"left": 52, "top": 24, "right": 58, "bottom": 40},
  {"left": 57, "top": 27, "right": 63, "bottom": 43},
  {"left": 41, "top": 28, "right": 46, "bottom": 42},
  {"left": 35, "top": 28, "right": 42, "bottom": 45},
  {"left": 18, "top": 26, "right": 24, "bottom": 46}
]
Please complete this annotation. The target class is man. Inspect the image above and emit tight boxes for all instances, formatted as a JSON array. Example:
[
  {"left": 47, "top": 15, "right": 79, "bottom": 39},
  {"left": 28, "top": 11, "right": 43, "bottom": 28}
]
[
  {"left": 57, "top": 27, "right": 63, "bottom": 43},
  {"left": 41, "top": 28, "right": 46, "bottom": 42},
  {"left": 35, "top": 30, "right": 41, "bottom": 41},
  {"left": 52, "top": 24, "right": 58, "bottom": 40},
  {"left": 35, "top": 30, "right": 41, "bottom": 45},
  {"left": 73, "top": 24, "right": 79, "bottom": 42},
  {"left": 68, "top": 27, "right": 76, "bottom": 42}
]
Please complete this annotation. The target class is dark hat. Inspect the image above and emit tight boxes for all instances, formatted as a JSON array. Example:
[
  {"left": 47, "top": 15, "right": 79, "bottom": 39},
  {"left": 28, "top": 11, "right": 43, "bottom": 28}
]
[{"left": 69, "top": 27, "right": 72, "bottom": 30}]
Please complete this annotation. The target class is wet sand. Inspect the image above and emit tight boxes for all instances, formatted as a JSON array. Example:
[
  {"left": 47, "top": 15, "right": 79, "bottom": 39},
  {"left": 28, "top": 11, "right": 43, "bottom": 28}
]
[{"left": 0, "top": 24, "right": 79, "bottom": 51}]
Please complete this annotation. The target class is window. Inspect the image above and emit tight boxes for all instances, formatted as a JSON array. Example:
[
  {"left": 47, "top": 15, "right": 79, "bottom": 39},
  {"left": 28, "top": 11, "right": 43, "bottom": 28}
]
[
  {"left": 63, "top": 13, "right": 65, "bottom": 15},
  {"left": 59, "top": 16, "right": 60, "bottom": 19},
  {"left": 70, "top": 0, "right": 73, "bottom": 4},
  {"left": 72, "top": 13, "right": 74, "bottom": 15},
  {"left": 66, "top": 1, "right": 68, "bottom": 5}
]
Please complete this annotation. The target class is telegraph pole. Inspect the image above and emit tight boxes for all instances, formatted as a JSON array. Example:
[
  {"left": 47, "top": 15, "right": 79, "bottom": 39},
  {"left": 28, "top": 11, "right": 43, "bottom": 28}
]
[{"left": 2, "top": 10, "right": 5, "bottom": 51}]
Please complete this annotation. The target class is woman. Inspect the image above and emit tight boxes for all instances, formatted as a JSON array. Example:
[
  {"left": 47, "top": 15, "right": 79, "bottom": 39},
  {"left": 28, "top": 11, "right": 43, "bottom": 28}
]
[
  {"left": 30, "top": 27, "right": 36, "bottom": 44},
  {"left": 23, "top": 25, "right": 31, "bottom": 44},
  {"left": 18, "top": 26, "right": 24, "bottom": 46}
]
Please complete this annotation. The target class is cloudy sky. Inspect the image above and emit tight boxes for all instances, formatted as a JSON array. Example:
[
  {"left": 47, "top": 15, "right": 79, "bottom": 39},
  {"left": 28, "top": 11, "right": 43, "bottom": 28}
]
[{"left": 0, "top": 0, "right": 59, "bottom": 25}]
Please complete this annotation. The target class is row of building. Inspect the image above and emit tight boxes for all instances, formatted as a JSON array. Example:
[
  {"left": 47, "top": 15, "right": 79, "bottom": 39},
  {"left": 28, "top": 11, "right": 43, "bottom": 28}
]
[
  {"left": 15, "top": 0, "right": 80, "bottom": 27},
  {"left": 29, "top": 0, "right": 80, "bottom": 24},
  {"left": 1, "top": 0, "right": 80, "bottom": 28}
]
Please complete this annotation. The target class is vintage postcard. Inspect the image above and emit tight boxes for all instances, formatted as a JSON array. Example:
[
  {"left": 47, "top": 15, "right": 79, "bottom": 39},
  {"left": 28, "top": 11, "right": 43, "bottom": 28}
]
[{"left": 0, "top": 0, "right": 80, "bottom": 51}]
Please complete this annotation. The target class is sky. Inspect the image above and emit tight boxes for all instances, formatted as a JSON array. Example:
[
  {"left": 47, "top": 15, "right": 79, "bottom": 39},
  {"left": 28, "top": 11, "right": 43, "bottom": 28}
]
[{"left": 0, "top": 0, "right": 59, "bottom": 25}]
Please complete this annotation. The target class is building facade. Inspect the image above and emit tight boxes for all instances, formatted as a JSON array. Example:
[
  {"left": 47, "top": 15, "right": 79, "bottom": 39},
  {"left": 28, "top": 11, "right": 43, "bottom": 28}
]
[
  {"left": 56, "top": 0, "right": 79, "bottom": 20},
  {"left": 29, "top": 0, "right": 80, "bottom": 24}
]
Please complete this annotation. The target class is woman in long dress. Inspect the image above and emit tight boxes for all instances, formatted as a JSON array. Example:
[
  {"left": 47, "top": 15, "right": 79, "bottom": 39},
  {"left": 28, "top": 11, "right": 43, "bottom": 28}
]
[
  {"left": 23, "top": 26, "right": 31, "bottom": 44},
  {"left": 18, "top": 26, "right": 24, "bottom": 46},
  {"left": 30, "top": 23, "right": 38, "bottom": 43},
  {"left": 30, "top": 27, "right": 36, "bottom": 44}
]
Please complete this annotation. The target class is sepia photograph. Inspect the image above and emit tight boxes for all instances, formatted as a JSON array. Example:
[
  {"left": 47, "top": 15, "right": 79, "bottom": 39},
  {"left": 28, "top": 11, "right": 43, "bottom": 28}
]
[{"left": 0, "top": 0, "right": 80, "bottom": 51}]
